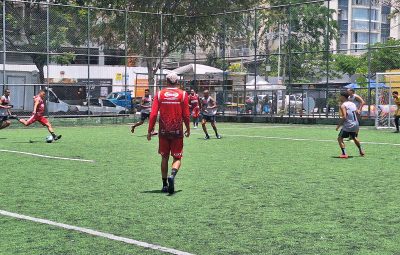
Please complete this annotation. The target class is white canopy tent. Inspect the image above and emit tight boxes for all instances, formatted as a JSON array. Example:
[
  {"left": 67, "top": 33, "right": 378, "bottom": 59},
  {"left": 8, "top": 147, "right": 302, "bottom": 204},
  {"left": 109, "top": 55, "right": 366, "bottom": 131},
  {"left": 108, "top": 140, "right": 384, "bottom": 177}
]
[
  {"left": 172, "top": 64, "right": 223, "bottom": 75},
  {"left": 246, "top": 76, "right": 286, "bottom": 91}
]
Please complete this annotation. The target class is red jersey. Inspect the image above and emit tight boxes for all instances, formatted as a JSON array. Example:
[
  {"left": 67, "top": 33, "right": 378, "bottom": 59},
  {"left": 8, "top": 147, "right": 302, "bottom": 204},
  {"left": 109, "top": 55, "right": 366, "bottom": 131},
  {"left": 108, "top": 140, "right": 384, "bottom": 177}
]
[
  {"left": 148, "top": 87, "right": 190, "bottom": 138},
  {"left": 34, "top": 96, "right": 45, "bottom": 116},
  {"left": 188, "top": 93, "right": 199, "bottom": 109}
]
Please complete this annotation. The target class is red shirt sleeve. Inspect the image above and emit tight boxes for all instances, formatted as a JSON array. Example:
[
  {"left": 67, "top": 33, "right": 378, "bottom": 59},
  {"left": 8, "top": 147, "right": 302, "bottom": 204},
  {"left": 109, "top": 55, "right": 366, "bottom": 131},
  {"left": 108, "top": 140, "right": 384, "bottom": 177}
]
[
  {"left": 148, "top": 92, "right": 160, "bottom": 133},
  {"left": 182, "top": 92, "right": 190, "bottom": 130}
]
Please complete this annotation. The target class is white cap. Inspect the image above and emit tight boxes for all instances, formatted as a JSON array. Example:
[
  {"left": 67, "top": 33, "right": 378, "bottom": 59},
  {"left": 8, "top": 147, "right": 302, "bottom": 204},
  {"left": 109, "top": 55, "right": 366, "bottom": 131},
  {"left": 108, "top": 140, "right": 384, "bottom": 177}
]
[{"left": 166, "top": 72, "right": 179, "bottom": 84}]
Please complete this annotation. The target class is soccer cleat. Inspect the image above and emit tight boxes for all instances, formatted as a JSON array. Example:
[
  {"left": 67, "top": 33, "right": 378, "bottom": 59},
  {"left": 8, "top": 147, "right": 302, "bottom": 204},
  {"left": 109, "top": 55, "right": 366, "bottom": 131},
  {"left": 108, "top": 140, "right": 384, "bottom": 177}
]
[
  {"left": 167, "top": 175, "right": 175, "bottom": 194},
  {"left": 204, "top": 135, "right": 210, "bottom": 140},
  {"left": 216, "top": 135, "right": 222, "bottom": 139},
  {"left": 131, "top": 126, "right": 135, "bottom": 133},
  {"left": 161, "top": 186, "right": 168, "bottom": 193},
  {"left": 151, "top": 131, "right": 158, "bottom": 136},
  {"left": 339, "top": 154, "right": 349, "bottom": 159},
  {"left": 360, "top": 150, "right": 365, "bottom": 157},
  {"left": 54, "top": 135, "right": 62, "bottom": 141}
]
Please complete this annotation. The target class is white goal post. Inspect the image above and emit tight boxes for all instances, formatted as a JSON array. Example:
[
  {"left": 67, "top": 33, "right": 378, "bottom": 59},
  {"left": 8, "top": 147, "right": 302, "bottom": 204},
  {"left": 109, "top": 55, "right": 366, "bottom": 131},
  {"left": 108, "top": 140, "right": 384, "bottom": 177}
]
[{"left": 375, "top": 72, "right": 400, "bottom": 130}]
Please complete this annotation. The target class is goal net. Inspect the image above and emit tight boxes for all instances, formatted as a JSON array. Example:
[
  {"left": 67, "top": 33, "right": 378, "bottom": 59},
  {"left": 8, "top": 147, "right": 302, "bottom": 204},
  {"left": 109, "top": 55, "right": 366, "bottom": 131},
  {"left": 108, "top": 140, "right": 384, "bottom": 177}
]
[{"left": 375, "top": 72, "right": 400, "bottom": 129}]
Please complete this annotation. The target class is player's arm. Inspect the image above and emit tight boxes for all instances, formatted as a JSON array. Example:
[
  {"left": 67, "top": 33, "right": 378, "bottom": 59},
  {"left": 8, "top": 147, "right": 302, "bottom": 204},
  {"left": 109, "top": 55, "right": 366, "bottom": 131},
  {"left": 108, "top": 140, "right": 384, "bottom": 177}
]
[
  {"left": 182, "top": 93, "right": 190, "bottom": 137},
  {"left": 355, "top": 95, "right": 365, "bottom": 113},
  {"left": 147, "top": 94, "right": 159, "bottom": 140},
  {"left": 336, "top": 105, "right": 347, "bottom": 131},
  {"left": 0, "top": 98, "right": 11, "bottom": 110}
]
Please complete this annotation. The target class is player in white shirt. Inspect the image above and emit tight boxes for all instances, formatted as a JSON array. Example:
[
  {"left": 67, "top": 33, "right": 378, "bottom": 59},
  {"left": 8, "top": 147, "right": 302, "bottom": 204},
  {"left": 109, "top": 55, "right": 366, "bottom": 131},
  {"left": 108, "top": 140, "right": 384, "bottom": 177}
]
[
  {"left": 0, "top": 89, "right": 15, "bottom": 130},
  {"left": 336, "top": 91, "right": 365, "bottom": 159},
  {"left": 200, "top": 90, "right": 221, "bottom": 140}
]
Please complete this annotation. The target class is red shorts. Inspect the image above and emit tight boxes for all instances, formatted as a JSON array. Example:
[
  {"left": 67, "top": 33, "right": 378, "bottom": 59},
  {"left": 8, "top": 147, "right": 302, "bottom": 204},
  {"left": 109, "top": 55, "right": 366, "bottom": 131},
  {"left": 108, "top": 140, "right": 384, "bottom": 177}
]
[
  {"left": 191, "top": 106, "right": 200, "bottom": 118},
  {"left": 159, "top": 136, "right": 184, "bottom": 159},
  {"left": 26, "top": 114, "right": 49, "bottom": 126}
]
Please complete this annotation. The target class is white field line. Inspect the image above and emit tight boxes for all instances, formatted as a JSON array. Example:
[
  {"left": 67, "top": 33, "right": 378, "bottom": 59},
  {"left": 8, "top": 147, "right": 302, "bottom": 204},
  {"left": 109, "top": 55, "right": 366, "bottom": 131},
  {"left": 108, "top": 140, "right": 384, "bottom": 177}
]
[
  {"left": 192, "top": 133, "right": 400, "bottom": 147},
  {"left": 0, "top": 149, "right": 95, "bottom": 163},
  {"left": 0, "top": 210, "right": 195, "bottom": 255}
]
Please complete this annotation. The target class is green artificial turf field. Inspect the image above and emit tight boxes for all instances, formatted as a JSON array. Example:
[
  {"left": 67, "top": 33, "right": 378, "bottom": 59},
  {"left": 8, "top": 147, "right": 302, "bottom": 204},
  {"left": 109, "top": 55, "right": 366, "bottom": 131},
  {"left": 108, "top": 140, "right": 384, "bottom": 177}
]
[{"left": 1, "top": 123, "right": 400, "bottom": 255}]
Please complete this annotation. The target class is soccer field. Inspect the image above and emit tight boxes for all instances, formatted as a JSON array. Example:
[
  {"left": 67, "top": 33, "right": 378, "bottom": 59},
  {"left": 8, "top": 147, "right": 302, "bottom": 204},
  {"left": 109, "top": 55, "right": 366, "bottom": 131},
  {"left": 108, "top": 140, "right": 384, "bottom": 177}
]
[{"left": 1, "top": 123, "right": 400, "bottom": 255}]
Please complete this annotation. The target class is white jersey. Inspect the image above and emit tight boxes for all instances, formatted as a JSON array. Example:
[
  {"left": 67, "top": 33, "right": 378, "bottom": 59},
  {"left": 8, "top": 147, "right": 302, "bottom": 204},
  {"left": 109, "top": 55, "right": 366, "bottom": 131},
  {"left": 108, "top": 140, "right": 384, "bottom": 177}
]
[
  {"left": 0, "top": 95, "right": 10, "bottom": 116},
  {"left": 348, "top": 94, "right": 360, "bottom": 109},
  {"left": 342, "top": 101, "right": 359, "bottom": 132},
  {"left": 141, "top": 95, "right": 152, "bottom": 114},
  {"left": 201, "top": 96, "right": 217, "bottom": 116}
]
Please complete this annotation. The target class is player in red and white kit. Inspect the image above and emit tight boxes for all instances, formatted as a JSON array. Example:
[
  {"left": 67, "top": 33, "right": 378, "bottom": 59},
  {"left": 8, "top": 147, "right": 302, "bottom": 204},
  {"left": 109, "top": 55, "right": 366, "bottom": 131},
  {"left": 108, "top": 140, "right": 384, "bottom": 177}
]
[
  {"left": 148, "top": 72, "right": 190, "bottom": 194},
  {"left": 188, "top": 89, "right": 200, "bottom": 129},
  {"left": 18, "top": 90, "right": 62, "bottom": 141}
]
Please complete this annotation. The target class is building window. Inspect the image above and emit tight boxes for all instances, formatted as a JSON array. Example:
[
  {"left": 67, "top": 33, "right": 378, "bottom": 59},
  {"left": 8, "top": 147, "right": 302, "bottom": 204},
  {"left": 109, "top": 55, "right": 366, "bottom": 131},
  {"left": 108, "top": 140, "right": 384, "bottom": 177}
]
[
  {"left": 352, "top": 0, "right": 378, "bottom": 7},
  {"left": 352, "top": 20, "right": 380, "bottom": 31},
  {"left": 352, "top": 32, "right": 378, "bottom": 44},
  {"left": 352, "top": 8, "right": 379, "bottom": 21},
  {"left": 339, "top": 9, "right": 348, "bottom": 20}
]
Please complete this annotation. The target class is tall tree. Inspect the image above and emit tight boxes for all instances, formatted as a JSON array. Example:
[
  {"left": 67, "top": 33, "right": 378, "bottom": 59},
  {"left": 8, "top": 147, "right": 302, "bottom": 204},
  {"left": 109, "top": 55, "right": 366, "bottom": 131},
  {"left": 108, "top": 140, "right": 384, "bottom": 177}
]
[
  {"left": 3, "top": 0, "right": 86, "bottom": 84},
  {"left": 257, "top": 0, "right": 338, "bottom": 83},
  {"left": 87, "top": 0, "right": 258, "bottom": 85}
]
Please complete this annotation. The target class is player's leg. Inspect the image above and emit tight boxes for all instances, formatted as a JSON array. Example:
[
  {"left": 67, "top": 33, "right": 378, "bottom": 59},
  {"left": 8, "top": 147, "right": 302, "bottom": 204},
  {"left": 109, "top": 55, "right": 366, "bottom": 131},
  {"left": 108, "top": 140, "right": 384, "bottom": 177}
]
[
  {"left": 131, "top": 113, "right": 146, "bottom": 133},
  {"left": 201, "top": 117, "right": 210, "bottom": 139},
  {"left": 41, "top": 118, "right": 62, "bottom": 140},
  {"left": 210, "top": 118, "right": 221, "bottom": 139},
  {"left": 353, "top": 137, "right": 365, "bottom": 156},
  {"left": 395, "top": 116, "right": 400, "bottom": 133},
  {"left": 167, "top": 138, "right": 183, "bottom": 194},
  {"left": 337, "top": 130, "right": 348, "bottom": 158},
  {"left": 0, "top": 118, "right": 11, "bottom": 130},
  {"left": 18, "top": 115, "right": 35, "bottom": 127},
  {"left": 161, "top": 156, "right": 169, "bottom": 192},
  {"left": 159, "top": 136, "right": 171, "bottom": 192}
]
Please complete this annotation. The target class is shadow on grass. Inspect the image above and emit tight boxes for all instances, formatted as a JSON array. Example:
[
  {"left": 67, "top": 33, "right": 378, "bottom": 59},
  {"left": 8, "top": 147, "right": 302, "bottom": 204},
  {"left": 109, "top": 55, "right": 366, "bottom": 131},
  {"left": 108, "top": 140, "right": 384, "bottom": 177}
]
[
  {"left": 14, "top": 140, "right": 41, "bottom": 144},
  {"left": 141, "top": 190, "right": 183, "bottom": 195},
  {"left": 0, "top": 138, "right": 7, "bottom": 140},
  {"left": 331, "top": 156, "right": 355, "bottom": 159}
]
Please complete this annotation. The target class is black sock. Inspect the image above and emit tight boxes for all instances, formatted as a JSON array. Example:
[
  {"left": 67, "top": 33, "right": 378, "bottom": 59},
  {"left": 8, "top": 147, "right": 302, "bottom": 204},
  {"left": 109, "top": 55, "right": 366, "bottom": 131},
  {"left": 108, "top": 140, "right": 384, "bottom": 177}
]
[
  {"left": 51, "top": 132, "right": 56, "bottom": 138},
  {"left": 162, "top": 178, "right": 168, "bottom": 187},
  {"left": 171, "top": 168, "right": 178, "bottom": 177},
  {"left": 357, "top": 145, "right": 363, "bottom": 153},
  {"left": 341, "top": 148, "right": 346, "bottom": 155},
  {"left": 205, "top": 133, "right": 209, "bottom": 137}
]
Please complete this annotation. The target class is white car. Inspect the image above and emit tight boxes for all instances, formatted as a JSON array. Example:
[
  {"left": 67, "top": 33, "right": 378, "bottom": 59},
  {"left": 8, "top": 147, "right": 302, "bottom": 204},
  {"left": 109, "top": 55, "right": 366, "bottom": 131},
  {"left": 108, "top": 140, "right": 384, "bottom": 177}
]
[{"left": 74, "top": 99, "right": 128, "bottom": 115}]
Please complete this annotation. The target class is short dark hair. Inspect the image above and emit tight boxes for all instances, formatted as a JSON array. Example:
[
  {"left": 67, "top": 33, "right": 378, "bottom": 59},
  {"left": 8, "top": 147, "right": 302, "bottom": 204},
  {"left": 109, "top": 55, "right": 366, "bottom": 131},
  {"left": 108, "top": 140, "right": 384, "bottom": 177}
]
[
  {"left": 348, "top": 89, "right": 355, "bottom": 93},
  {"left": 340, "top": 91, "right": 350, "bottom": 98},
  {"left": 144, "top": 89, "right": 149, "bottom": 92},
  {"left": 393, "top": 91, "right": 399, "bottom": 95}
]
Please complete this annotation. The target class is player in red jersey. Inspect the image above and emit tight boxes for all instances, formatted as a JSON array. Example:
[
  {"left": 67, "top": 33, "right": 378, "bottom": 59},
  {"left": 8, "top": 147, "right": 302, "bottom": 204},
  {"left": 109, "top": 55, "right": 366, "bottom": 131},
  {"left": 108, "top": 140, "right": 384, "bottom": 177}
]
[
  {"left": 18, "top": 90, "right": 62, "bottom": 141},
  {"left": 188, "top": 89, "right": 200, "bottom": 129},
  {"left": 148, "top": 72, "right": 190, "bottom": 194}
]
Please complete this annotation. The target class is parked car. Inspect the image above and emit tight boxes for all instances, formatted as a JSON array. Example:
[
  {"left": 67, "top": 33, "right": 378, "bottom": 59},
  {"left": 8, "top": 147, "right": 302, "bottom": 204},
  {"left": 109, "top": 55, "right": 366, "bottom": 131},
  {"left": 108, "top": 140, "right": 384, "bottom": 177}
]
[
  {"left": 107, "top": 91, "right": 141, "bottom": 113},
  {"left": 46, "top": 88, "right": 78, "bottom": 113},
  {"left": 74, "top": 99, "right": 128, "bottom": 115}
]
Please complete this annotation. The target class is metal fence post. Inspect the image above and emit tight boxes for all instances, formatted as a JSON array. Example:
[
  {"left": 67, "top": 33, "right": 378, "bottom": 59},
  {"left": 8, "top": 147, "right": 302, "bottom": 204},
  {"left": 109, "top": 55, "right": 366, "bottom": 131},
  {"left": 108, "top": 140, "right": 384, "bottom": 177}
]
[
  {"left": 367, "top": 0, "right": 372, "bottom": 119},
  {"left": 288, "top": 3, "right": 292, "bottom": 119},
  {"left": 325, "top": 0, "right": 330, "bottom": 119},
  {"left": 87, "top": 6, "right": 91, "bottom": 116},
  {"left": 159, "top": 12, "right": 163, "bottom": 89},
  {"left": 46, "top": 0, "right": 50, "bottom": 116},
  {"left": 193, "top": 16, "right": 197, "bottom": 89},
  {"left": 124, "top": 7, "right": 128, "bottom": 114},
  {"left": 253, "top": 8, "right": 258, "bottom": 115},
  {"left": 3, "top": 0, "right": 6, "bottom": 90},
  {"left": 222, "top": 11, "right": 227, "bottom": 116}
]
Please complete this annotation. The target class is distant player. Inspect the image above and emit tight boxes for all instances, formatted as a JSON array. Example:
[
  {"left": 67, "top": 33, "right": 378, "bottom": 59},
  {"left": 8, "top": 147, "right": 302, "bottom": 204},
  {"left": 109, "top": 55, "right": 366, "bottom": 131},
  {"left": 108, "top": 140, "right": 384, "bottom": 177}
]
[
  {"left": 0, "top": 89, "right": 13, "bottom": 130},
  {"left": 347, "top": 88, "right": 365, "bottom": 114},
  {"left": 393, "top": 91, "right": 400, "bottom": 133},
  {"left": 336, "top": 91, "right": 364, "bottom": 158},
  {"left": 188, "top": 89, "right": 200, "bottom": 129},
  {"left": 18, "top": 90, "right": 62, "bottom": 141},
  {"left": 200, "top": 90, "right": 221, "bottom": 139},
  {"left": 148, "top": 72, "right": 190, "bottom": 194},
  {"left": 131, "top": 89, "right": 155, "bottom": 134}
]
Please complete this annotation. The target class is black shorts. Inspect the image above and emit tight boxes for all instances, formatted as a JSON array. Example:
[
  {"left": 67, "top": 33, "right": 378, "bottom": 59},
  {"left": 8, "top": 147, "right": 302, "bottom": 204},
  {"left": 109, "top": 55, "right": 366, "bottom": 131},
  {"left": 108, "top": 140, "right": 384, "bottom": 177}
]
[
  {"left": 140, "top": 112, "right": 150, "bottom": 121},
  {"left": 339, "top": 129, "right": 358, "bottom": 139},
  {"left": 202, "top": 114, "right": 216, "bottom": 123},
  {"left": 0, "top": 116, "right": 9, "bottom": 122}
]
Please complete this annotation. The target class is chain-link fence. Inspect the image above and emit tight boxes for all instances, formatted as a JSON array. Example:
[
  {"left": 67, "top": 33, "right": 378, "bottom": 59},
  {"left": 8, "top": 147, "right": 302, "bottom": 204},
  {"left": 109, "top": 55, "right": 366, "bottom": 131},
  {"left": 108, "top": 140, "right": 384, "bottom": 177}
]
[{"left": 1, "top": 0, "right": 399, "bottom": 122}]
